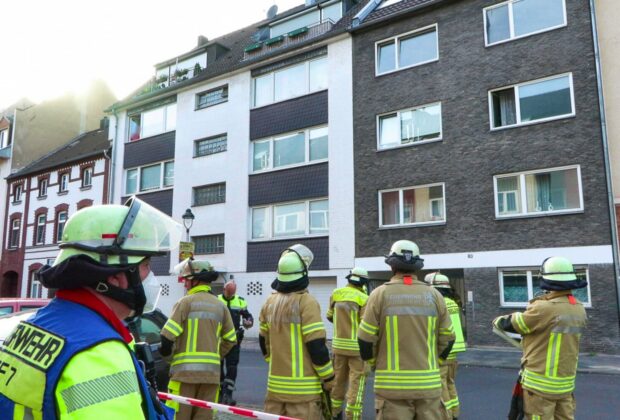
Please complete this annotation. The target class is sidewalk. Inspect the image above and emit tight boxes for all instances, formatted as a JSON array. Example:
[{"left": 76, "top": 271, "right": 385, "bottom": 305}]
[{"left": 241, "top": 339, "right": 620, "bottom": 375}]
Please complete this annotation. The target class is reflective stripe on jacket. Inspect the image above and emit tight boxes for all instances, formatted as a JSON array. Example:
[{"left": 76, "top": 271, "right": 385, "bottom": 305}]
[
  {"left": 218, "top": 294, "right": 254, "bottom": 331},
  {"left": 162, "top": 285, "right": 237, "bottom": 384},
  {"left": 445, "top": 297, "right": 466, "bottom": 359},
  {"left": 510, "top": 291, "right": 587, "bottom": 396},
  {"left": 327, "top": 284, "right": 368, "bottom": 356}
]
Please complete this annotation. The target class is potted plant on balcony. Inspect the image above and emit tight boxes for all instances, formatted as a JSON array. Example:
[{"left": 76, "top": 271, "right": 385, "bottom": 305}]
[
  {"left": 175, "top": 68, "right": 189, "bottom": 82},
  {"left": 193, "top": 63, "right": 203, "bottom": 76}
]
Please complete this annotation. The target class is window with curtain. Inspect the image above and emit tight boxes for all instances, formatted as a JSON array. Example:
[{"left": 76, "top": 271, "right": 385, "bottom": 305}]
[
  {"left": 380, "top": 184, "right": 445, "bottom": 227},
  {"left": 252, "top": 126, "right": 328, "bottom": 172},
  {"left": 251, "top": 199, "right": 329, "bottom": 240}
]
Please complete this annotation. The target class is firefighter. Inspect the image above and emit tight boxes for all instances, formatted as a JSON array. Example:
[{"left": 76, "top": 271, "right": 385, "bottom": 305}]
[
  {"left": 160, "top": 258, "right": 237, "bottom": 420},
  {"left": 218, "top": 280, "right": 254, "bottom": 405},
  {"left": 0, "top": 197, "right": 180, "bottom": 419},
  {"left": 425, "top": 272, "right": 466, "bottom": 420},
  {"left": 493, "top": 256, "right": 587, "bottom": 420},
  {"left": 327, "top": 267, "right": 370, "bottom": 420},
  {"left": 358, "top": 240, "right": 455, "bottom": 420},
  {"left": 258, "top": 244, "right": 335, "bottom": 420}
]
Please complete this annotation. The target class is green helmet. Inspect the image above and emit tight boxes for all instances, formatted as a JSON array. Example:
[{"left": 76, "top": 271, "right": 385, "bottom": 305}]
[
  {"left": 277, "top": 244, "right": 313, "bottom": 282},
  {"left": 55, "top": 197, "right": 183, "bottom": 267},
  {"left": 346, "top": 267, "right": 369, "bottom": 285},
  {"left": 173, "top": 258, "right": 219, "bottom": 283},
  {"left": 424, "top": 272, "right": 450, "bottom": 288},
  {"left": 385, "top": 239, "right": 424, "bottom": 271},
  {"left": 540, "top": 257, "right": 577, "bottom": 282}
]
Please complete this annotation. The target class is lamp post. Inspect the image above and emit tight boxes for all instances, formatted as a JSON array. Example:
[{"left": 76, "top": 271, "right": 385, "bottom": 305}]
[{"left": 182, "top": 208, "right": 195, "bottom": 242}]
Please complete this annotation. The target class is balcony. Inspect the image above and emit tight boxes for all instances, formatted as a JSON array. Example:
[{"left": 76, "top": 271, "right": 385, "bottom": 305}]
[
  {"left": 136, "top": 66, "right": 205, "bottom": 98},
  {"left": 0, "top": 146, "right": 11, "bottom": 159},
  {"left": 243, "top": 19, "right": 334, "bottom": 61}
]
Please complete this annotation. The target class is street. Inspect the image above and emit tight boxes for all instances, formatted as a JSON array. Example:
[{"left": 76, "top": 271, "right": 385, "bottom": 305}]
[{"left": 227, "top": 350, "right": 620, "bottom": 419}]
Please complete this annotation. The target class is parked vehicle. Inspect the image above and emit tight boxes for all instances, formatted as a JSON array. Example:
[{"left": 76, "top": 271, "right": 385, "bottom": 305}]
[
  {"left": 0, "top": 298, "right": 50, "bottom": 315},
  {"left": 0, "top": 307, "right": 170, "bottom": 389}
]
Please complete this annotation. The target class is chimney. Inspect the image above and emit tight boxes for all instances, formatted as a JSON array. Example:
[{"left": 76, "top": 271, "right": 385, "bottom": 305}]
[
  {"left": 197, "top": 35, "right": 209, "bottom": 46},
  {"left": 100, "top": 117, "right": 109, "bottom": 130}
]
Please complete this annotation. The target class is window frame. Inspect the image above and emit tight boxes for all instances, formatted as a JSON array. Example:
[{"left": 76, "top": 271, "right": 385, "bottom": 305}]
[
  {"left": 251, "top": 125, "right": 328, "bottom": 173},
  {"left": 195, "top": 85, "right": 229, "bottom": 110},
  {"left": 499, "top": 266, "right": 591, "bottom": 308},
  {"left": 58, "top": 173, "right": 69, "bottom": 193},
  {"left": 378, "top": 182, "right": 446, "bottom": 228},
  {"left": 493, "top": 165, "right": 583, "bottom": 219},
  {"left": 38, "top": 178, "right": 48, "bottom": 198},
  {"left": 0, "top": 128, "right": 8, "bottom": 148},
  {"left": 13, "top": 184, "right": 23, "bottom": 203},
  {"left": 9, "top": 218, "right": 20, "bottom": 248},
  {"left": 35, "top": 213, "right": 46, "bottom": 245},
  {"left": 193, "top": 234, "right": 225, "bottom": 255},
  {"left": 194, "top": 134, "right": 227, "bottom": 158},
  {"left": 488, "top": 73, "right": 575, "bottom": 130},
  {"left": 126, "top": 103, "right": 177, "bottom": 142},
  {"left": 483, "top": 0, "right": 567, "bottom": 47},
  {"left": 250, "top": 198, "right": 329, "bottom": 241},
  {"left": 251, "top": 56, "right": 328, "bottom": 108},
  {"left": 56, "top": 211, "right": 68, "bottom": 243},
  {"left": 124, "top": 160, "right": 174, "bottom": 195},
  {"left": 81, "top": 167, "right": 93, "bottom": 188},
  {"left": 374, "top": 24, "right": 439, "bottom": 77},
  {"left": 376, "top": 101, "right": 443, "bottom": 151},
  {"left": 193, "top": 182, "right": 226, "bottom": 206}
]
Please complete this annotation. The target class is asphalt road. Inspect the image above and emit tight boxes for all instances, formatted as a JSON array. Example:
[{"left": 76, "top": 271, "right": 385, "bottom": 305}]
[{"left": 226, "top": 350, "right": 620, "bottom": 419}]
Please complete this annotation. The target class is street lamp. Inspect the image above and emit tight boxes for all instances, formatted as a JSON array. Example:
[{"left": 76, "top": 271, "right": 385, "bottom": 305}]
[{"left": 182, "top": 208, "right": 195, "bottom": 242}]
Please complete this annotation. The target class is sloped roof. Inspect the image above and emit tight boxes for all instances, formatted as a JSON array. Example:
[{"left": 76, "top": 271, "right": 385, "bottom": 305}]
[
  {"left": 110, "top": 0, "right": 371, "bottom": 111},
  {"left": 359, "top": 0, "right": 451, "bottom": 27},
  {"left": 7, "top": 128, "right": 109, "bottom": 180}
]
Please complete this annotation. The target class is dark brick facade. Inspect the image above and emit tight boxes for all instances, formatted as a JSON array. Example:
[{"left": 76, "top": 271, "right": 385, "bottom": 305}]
[
  {"left": 250, "top": 90, "right": 328, "bottom": 140},
  {"left": 123, "top": 131, "right": 175, "bottom": 169},
  {"left": 247, "top": 236, "right": 329, "bottom": 272},
  {"left": 249, "top": 163, "right": 328, "bottom": 206},
  {"left": 351, "top": 0, "right": 619, "bottom": 352}
]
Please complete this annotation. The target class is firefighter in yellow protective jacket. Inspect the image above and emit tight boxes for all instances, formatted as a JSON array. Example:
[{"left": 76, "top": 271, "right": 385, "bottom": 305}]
[
  {"left": 358, "top": 240, "right": 455, "bottom": 420},
  {"left": 326, "top": 267, "right": 370, "bottom": 420},
  {"left": 160, "top": 258, "right": 237, "bottom": 420},
  {"left": 493, "top": 256, "right": 587, "bottom": 420},
  {"left": 425, "top": 272, "right": 466, "bottom": 420},
  {"left": 259, "top": 244, "right": 335, "bottom": 420}
]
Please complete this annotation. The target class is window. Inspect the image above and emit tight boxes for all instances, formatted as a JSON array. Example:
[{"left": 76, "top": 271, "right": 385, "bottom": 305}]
[
  {"left": 59, "top": 173, "right": 69, "bottom": 192},
  {"left": 125, "top": 161, "right": 174, "bottom": 194},
  {"left": 194, "top": 234, "right": 225, "bottom": 254},
  {"left": 127, "top": 103, "right": 177, "bottom": 141},
  {"left": 9, "top": 218, "right": 20, "bottom": 248},
  {"left": 376, "top": 25, "right": 438, "bottom": 75},
  {"left": 484, "top": 0, "right": 566, "bottom": 46},
  {"left": 494, "top": 166, "right": 582, "bottom": 218},
  {"left": 378, "top": 103, "right": 442, "bottom": 150},
  {"left": 490, "top": 74, "right": 574, "bottom": 129},
  {"left": 252, "top": 126, "right": 328, "bottom": 172},
  {"left": 0, "top": 128, "right": 8, "bottom": 148},
  {"left": 252, "top": 57, "right": 328, "bottom": 107},
  {"left": 82, "top": 167, "right": 93, "bottom": 187},
  {"left": 56, "top": 211, "right": 67, "bottom": 242},
  {"left": 13, "top": 184, "right": 22, "bottom": 203},
  {"left": 196, "top": 85, "right": 228, "bottom": 109},
  {"left": 379, "top": 184, "right": 445, "bottom": 227},
  {"left": 35, "top": 214, "right": 46, "bottom": 245},
  {"left": 195, "top": 134, "right": 227, "bottom": 157},
  {"left": 500, "top": 267, "right": 590, "bottom": 307},
  {"left": 251, "top": 199, "right": 329, "bottom": 240},
  {"left": 30, "top": 274, "right": 43, "bottom": 298},
  {"left": 38, "top": 178, "right": 48, "bottom": 197},
  {"left": 193, "top": 183, "right": 226, "bottom": 206}
]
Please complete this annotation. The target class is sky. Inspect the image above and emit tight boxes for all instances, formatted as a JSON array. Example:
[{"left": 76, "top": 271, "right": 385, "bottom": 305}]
[{"left": 0, "top": 0, "right": 303, "bottom": 110}]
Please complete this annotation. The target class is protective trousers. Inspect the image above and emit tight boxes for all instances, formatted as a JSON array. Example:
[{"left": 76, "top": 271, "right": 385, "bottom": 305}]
[
  {"left": 375, "top": 397, "right": 448, "bottom": 420},
  {"left": 221, "top": 343, "right": 241, "bottom": 392},
  {"left": 167, "top": 380, "right": 219, "bottom": 420},
  {"left": 331, "top": 354, "right": 366, "bottom": 420},
  {"left": 264, "top": 399, "right": 322, "bottom": 420},
  {"left": 523, "top": 389, "right": 576, "bottom": 420},
  {"left": 440, "top": 360, "right": 460, "bottom": 418}
]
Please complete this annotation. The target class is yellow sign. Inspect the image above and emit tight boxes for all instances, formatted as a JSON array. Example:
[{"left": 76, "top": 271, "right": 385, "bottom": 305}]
[{"left": 178, "top": 242, "right": 195, "bottom": 283}]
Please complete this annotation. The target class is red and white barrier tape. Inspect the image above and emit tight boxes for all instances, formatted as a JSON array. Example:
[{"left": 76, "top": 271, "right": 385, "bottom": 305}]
[{"left": 157, "top": 392, "right": 300, "bottom": 420}]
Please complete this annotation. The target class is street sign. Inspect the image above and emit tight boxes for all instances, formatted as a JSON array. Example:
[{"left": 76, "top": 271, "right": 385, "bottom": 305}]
[{"left": 178, "top": 241, "right": 194, "bottom": 282}]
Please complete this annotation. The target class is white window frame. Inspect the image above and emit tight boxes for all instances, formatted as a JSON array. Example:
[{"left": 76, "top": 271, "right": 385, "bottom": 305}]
[
  {"left": 127, "top": 103, "right": 177, "bottom": 142},
  {"left": 375, "top": 24, "right": 439, "bottom": 77},
  {"left": 499, "top": 267, "right": 591, "bottom": 308},
  {"left": 488, "top": 73, "right": 575, "bottom": 130},
  {"left": 378, "top": 183, "right": 446, "bottom": 228},
  {"left": 56, "top": 211, "right": 67, "bottom": 242},
  {"left": 82, "top": 167, "right": 93, "bottom": 187},
  {"left": 493, "top": 165, "right": 583, "bottom": 219},
  {"left": 376, "top": 102, "right": 443, "bottom": 151},
  {"left": 9, "top": 218, "right": 20, "bottom": 248},
  {"left": 30, "top": 273, "right": 43, "bottom": 298},
  {"left": 250, "top": 198, "right": 329, "bottom": 241},
  {"left": 13, "top": 184, "right": 23, "bottom": 203},
  {"left": 193, "top": 234, "right": 225, "bottom": 255},
  {"left": 0, "top": 129, "right": 8, "bottom": 149},
  {"left": 483, "top": 0, "right": 567, "bottom": 47},
  {"left": 251, "top": 125, "right": 328, "bottom": 173},
  {"left": 38, "top": 178, "right": 48, "bottom": 197},
  {"left": 59, "top": 173, "right": 69, "bottom": 192},
  {"left": 35, "top": 214, "right": 46, "bottom": 245},
  {"left": 251, "top": 56, "right": 327, "bottom": 108},
  {"left": 124, "top": 160, "right": 174, "bottom": 195},
  {"left": 196, "top": 85, "right": 228, "bottom": 110}
]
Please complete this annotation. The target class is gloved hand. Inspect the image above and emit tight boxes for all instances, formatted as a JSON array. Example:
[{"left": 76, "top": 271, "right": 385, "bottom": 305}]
[
  {"left": 243, "top": 319, "right": 254, "bottom": 329},
  {"left": 493, "top": 315, "right": 509, "bottom": 330},
  {"left": 322, "top": 375, "right": 335, "bottom": 393},
  {"left": 363, "top": 361, "right": 375, "bottom": 376}
]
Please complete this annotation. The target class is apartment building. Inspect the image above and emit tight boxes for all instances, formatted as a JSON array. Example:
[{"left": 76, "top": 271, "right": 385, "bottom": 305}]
[
  {"left": 107, "top": 0, "right": 362, "bottom": 334},
  {"left": 0, "top": 127, "right": 110, "bottom": 298},
  {"left": 349, "top": 0, "right": 618, "bottom": 353}
]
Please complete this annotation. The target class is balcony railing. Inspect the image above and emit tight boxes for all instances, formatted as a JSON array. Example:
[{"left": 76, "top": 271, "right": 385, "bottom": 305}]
[
  {"left": 243, "top": 19, "right": 335, "bottom": 61},
  {"left": 136, "top": 66, "right": 205, "bottom": 97}
]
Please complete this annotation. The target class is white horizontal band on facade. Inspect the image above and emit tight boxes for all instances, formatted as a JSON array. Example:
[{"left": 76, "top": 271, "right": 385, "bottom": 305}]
[{"left": 355, "top": 245, "right": 614, "bottom": 271}]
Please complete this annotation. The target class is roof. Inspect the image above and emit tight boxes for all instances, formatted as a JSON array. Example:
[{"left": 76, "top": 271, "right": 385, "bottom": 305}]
[
  {"left": 355, "top": 0, "right": 451, "bottom": 28},
  {"left": 109, "top": 0, "right": 371, "bottom": 111},
  {"left": 7, "top": 128, "right": 109, "bottom": 180}
]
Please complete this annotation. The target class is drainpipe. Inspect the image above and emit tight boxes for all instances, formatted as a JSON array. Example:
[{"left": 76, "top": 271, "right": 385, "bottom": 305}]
[
  {"left": 109, "top": 105, "right": 119, "bottom": 204},
  {"left": 589, "top": 0, "right": 620, "bottom": 326}
]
